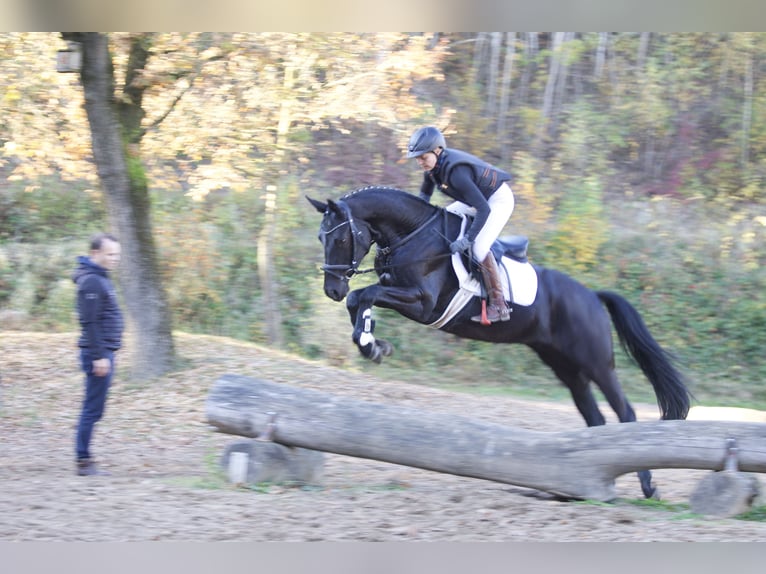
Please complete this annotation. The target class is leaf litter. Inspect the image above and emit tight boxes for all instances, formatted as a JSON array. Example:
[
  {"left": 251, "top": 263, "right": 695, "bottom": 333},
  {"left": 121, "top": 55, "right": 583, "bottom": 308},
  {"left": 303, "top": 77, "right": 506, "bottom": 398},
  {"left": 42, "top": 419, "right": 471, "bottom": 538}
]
[{"left": 0, "top": 331, "right": 764, "bottom": 541}]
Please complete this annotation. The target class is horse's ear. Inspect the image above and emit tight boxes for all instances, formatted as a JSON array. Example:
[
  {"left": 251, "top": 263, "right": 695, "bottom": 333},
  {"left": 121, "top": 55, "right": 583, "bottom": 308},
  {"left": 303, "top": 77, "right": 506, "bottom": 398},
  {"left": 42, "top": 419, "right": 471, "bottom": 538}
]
[
  {"left": 326, "top": 199, "right": 341, "bottom": 214},
  {"left": 306, "top": 196, "right": 327, "bottom": 213}
]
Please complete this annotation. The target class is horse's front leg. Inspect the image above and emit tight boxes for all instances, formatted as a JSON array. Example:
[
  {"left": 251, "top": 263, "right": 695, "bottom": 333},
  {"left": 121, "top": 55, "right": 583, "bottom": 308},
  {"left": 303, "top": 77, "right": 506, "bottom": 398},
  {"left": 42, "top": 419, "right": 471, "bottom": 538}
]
[{"left": 346, "top": 284, "right": 431, "bottom": 363}]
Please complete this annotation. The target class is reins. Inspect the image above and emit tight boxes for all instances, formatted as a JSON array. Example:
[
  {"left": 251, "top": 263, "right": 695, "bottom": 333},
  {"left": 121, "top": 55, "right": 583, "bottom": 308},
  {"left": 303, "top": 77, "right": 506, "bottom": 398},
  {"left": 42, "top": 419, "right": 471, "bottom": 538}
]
[
  {"left": 376, "top": 209, "right": 442, "bottom": 257},
  {"left": 320, "top": 203, "right": 451, "bottom": 280}
]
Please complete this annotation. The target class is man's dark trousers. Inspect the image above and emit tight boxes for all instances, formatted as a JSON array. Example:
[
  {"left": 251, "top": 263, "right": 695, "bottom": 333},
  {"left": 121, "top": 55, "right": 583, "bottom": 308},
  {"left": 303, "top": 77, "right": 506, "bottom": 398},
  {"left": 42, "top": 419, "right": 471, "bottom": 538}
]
[{"left": 76, "top": 349, "right": 114, "bottom": 460}]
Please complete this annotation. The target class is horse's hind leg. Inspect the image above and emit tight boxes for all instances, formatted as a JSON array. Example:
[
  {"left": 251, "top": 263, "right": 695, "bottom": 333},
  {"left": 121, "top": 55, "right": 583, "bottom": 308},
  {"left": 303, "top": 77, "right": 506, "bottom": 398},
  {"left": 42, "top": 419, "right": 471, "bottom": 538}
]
[
  {"left": 532, "top": 346, "right": 607, "bottom": 426},
  {"left": 558, "top": 369, "right": 606, "bottom": 427},
  {"left": 535, "top": 345, "right": 657, "bottom": 499},
  {"left": 573, "top": 369, "right": 657, "bottom": 499},
  {"left": 590, "top": 367, "right": 658, "bottom": 499}
]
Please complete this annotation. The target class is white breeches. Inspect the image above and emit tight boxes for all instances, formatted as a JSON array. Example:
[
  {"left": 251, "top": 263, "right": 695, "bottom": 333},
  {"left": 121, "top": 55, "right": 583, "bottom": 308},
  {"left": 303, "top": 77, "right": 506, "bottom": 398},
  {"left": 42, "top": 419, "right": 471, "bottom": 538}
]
[{"left": 445, "top": 182, "right": 515, "bottom": 261}]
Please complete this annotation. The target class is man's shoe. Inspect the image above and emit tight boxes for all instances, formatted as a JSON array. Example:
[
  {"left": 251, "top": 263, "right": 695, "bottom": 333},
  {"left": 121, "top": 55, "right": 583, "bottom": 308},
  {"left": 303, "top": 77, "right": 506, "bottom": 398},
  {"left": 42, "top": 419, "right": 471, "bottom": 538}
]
[{"left": 76, "top": 458, "right": 110, "bottom": 476}]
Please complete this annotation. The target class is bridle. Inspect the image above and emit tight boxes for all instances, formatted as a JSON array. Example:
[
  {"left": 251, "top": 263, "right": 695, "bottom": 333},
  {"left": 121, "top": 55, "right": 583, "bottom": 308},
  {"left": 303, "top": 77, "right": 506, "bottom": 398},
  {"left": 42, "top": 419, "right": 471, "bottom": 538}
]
[
  {"left": 319, "top": 200, "right": 447, "bottom": 282},
  {"left": 319, "top": 203, "right": 369, "bottom": 282}
]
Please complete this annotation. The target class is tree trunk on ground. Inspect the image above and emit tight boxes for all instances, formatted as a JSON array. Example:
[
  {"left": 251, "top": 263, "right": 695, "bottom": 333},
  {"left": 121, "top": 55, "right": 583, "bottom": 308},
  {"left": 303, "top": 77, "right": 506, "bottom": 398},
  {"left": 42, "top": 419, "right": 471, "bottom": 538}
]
[
  {"left": 69, "top": 32, "right": 175, "bottom": 379},
  {"left": 206, "top": 374, "right": 766, "bottom": 502}
]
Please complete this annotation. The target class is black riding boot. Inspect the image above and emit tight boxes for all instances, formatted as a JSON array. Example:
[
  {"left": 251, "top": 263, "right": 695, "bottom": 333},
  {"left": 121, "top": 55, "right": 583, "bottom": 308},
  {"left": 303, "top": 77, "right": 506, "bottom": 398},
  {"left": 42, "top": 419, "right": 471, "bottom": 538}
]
[{"left": 471, "top": 254, "right": 511, "bottom": 324}]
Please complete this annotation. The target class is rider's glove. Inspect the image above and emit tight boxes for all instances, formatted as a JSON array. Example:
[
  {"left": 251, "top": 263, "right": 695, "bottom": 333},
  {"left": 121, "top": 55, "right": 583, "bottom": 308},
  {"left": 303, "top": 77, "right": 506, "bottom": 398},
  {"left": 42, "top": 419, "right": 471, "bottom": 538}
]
[{"left": 449, "top": 236, "right": 472, "bottom": 254}]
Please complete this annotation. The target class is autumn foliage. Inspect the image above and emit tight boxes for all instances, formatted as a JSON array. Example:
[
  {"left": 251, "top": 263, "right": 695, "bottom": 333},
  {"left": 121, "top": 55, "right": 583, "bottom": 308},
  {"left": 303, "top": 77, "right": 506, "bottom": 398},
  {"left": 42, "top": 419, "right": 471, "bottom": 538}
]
[{"left": 1, "top": 33, "right": 764, "bottom": 404}]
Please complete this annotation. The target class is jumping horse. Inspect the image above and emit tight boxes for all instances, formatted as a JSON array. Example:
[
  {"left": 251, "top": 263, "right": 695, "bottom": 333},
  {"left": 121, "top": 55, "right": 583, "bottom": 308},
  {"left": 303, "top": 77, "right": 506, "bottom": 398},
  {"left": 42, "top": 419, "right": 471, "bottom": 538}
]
[{"left": 307, "top": 186, "right": 691, "bottom": 499}]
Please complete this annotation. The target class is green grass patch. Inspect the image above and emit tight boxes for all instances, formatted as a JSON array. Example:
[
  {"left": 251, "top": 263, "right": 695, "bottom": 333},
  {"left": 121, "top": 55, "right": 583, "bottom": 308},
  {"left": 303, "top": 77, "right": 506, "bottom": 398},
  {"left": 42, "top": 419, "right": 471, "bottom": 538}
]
[
  {"left": 737, "top": 505, "right": 766, "bottom": 522},
  {"left": 622, "top": 497, "right": 691, "bottom": 514},
  {"left": 620, "top": 497, "right": 766, "bottom": 522}
]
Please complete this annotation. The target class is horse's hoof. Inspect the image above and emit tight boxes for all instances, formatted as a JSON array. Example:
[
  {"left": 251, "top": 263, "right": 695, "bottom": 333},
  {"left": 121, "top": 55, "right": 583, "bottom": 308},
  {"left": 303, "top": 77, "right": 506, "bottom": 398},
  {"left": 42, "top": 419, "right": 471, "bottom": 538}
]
[
  {"left": 378, "top": 340, "right": 394, "bottom": 357},
  {"left": 641, "top": 485, "right": 660, "bottom": 500},
  {"left": 361, "top": 342, "right": 382, "bottom": 364}
]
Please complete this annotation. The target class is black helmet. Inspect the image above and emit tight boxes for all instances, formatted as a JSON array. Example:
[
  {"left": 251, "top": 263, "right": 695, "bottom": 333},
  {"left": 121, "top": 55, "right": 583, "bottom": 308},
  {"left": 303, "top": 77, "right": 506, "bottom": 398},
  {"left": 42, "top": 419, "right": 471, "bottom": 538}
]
[{"left": 406, "top": 126, "right": 446, "bottom": 158}]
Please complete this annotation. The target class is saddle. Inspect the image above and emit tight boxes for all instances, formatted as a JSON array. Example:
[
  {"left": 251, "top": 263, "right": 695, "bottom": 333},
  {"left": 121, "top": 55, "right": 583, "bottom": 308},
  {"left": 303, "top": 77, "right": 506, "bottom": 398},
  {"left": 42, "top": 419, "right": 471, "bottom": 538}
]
[
  {"left": 447, "top": 207, "right": 529, "bottom": 263},
  {"left": 491, "top": 235, "right": 529, "bottom": 263}
]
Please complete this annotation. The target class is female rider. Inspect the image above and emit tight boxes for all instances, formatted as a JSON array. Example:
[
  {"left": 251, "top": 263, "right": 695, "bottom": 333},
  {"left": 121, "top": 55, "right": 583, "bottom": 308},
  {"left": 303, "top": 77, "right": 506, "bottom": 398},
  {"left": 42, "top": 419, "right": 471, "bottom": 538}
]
[{"left": 406, "top": 126, "right": 514, "bottom": 323}]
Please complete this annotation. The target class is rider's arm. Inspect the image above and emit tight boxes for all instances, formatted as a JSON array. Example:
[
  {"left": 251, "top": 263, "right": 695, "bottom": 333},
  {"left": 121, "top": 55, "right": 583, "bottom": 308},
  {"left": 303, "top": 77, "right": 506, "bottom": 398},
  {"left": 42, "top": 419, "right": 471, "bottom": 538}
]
[
  {"left": 419, "top": 173, "right": 435, "bottom": 202},
  {"left": 449, "top": 165, "right": 490, "bottom": 242}
]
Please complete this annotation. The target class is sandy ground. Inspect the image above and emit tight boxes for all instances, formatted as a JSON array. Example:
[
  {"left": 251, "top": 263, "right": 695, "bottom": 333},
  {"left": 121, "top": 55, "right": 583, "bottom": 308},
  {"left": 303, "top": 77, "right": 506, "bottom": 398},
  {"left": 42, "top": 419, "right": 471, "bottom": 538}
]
[{"left": 1, "top": 332, "right": 764, "bottom": 542}]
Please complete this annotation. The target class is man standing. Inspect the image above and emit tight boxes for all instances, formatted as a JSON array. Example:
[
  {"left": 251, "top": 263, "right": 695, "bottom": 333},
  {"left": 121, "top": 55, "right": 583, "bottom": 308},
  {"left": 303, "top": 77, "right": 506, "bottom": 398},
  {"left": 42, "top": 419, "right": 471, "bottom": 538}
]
[{"left": 72, "top": 233, "right": 124, "bottom": 476}]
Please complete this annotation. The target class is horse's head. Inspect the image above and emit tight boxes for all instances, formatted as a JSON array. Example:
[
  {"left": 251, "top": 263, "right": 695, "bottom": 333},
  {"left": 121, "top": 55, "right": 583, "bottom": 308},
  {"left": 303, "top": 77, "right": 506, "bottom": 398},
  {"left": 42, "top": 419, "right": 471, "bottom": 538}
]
[{"left": 307, "top": 195, "right": 372, "bottom": 301}]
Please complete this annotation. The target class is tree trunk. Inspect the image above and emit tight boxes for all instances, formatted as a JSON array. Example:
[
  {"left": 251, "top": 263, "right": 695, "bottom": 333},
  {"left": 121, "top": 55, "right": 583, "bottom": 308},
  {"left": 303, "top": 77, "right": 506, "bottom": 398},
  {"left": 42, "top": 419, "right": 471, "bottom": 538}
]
[
  {"left": 472, "top": 32, "right": 490, "bottom": 85},
  {"left": 206, "top": 375, "right": 766, "bottom": 502},
  {"left": 257, "top": 188, "right": 283, "bottom": 346},
  {"left": 594, "top": 32, "right": 608, "bottom": 78},
  {"left": 536, "top": 32, "right": 566, "bottom": 153},
  {"left": 73, "top": 32, "right": 175, "bottom": 379},
  {"left": 637, "top": 32, "right": 651, "bottom": 70},
  {"left": 742, "top": 51, "right": 753, "bottom": 167},
  {"left": 486, "top": 32, "right": 502, "bottom": 114},
  {"left": 518, "top": 32, "right": 538, "bottom": 105},
  {"left": 552, "top": 32, "right": 574, "bottom": 127},
  {"left": 257, "top": 60, "right": 297, "bottom": 347},
  {"left": 497, "top": 32, "right": 516, "bottom": 153}
]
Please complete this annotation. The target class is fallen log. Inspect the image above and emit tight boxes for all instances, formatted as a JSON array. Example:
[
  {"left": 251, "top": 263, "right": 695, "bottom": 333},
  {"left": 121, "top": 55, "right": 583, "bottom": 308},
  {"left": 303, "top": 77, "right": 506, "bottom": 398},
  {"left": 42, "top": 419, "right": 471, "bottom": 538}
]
[{"left": 205, "top": 374, "right": 766, "bottom": 501}]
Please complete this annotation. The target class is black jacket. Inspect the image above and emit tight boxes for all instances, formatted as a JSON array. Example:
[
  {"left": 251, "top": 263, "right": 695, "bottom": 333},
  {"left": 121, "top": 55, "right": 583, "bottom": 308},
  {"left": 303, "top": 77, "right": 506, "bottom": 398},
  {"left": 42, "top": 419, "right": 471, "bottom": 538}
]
[
  {"left": 72, "top": 256, "right": 124, "bottom": 359},
  {"left": 419, "top": 148, "right": 511, "bottom": 241}
]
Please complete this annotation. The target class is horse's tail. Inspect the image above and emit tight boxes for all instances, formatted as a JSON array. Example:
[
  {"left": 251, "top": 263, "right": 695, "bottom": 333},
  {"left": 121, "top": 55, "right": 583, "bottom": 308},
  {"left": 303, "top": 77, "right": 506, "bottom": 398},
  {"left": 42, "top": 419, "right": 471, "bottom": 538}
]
[{"left": 596, "top": 290, "right": 691, "bottom": 420}]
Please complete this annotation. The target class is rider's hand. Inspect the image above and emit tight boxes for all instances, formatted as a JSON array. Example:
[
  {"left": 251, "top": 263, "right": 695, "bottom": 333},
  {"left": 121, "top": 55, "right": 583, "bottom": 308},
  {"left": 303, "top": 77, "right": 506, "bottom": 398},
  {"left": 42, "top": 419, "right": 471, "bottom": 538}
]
[{"left": 449, "top": 237, "right": 472, "bottom": 254}]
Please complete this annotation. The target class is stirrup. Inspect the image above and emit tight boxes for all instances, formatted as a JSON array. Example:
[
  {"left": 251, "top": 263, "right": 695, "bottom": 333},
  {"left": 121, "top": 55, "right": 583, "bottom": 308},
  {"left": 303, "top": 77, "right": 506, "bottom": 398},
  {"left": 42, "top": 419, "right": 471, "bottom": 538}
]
[
  {"left": 471, "top": 300, "right": 511, "bottom": 324},
  {"left": 471, "top": 300, "right": 492, "bottom": 325}
]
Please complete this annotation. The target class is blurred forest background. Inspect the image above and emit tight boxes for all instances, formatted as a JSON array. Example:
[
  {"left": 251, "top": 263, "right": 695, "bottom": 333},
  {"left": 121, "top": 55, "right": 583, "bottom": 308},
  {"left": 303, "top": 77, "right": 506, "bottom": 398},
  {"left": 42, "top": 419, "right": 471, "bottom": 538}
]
[{"left": 1, "top": 32, "right": 764, "bottom": 407}]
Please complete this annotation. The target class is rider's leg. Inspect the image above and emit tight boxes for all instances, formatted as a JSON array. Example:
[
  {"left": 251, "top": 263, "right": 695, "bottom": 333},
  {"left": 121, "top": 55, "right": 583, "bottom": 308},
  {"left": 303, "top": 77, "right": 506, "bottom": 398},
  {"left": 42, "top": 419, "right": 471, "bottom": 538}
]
[
  {"left": 471, "top": 184, "right": 514, "bottom": 324},
  {"left": 471, "top": 253, "right": 511, "bottom": 323}
]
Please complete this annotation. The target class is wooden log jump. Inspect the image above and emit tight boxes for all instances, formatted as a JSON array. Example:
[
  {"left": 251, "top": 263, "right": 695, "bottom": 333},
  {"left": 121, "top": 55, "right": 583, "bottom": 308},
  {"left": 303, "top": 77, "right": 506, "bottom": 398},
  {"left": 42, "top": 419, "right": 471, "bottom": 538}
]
[{"left": 205, "top": 374, "right": 766, "bottom": 502}]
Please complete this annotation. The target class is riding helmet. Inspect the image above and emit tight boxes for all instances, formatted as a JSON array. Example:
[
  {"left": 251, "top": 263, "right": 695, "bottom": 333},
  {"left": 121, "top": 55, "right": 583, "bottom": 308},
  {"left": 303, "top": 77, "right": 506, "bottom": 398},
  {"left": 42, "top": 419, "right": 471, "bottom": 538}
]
[{"left": 406, "top": 126, "right": 447, "bottom": 158}]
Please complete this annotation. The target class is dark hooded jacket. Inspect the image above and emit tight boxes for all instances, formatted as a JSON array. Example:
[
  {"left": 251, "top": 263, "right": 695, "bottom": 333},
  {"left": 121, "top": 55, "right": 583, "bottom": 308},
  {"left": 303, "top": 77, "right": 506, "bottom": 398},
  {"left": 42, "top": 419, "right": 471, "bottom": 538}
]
[{"left": 72, "top": 256, "right": 124, "bottom": 359}]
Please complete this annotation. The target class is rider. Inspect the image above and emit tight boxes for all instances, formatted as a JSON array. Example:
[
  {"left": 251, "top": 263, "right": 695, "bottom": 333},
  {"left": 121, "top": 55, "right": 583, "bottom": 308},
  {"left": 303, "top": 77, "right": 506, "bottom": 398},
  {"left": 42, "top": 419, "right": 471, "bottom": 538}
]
[{"left": 406, "top": 126, "right": 514, "bottom": 323}]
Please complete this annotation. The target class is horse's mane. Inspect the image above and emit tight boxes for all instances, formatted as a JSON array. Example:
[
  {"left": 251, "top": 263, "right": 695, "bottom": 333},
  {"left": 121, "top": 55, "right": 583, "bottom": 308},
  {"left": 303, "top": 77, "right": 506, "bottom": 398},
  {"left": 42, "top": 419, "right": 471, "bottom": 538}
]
[
  {"left": 338, "top": 186, "right": 450, "bottom": 235},
  {"left": 340, "top": 185, "right": 414, "bottom": 202}
]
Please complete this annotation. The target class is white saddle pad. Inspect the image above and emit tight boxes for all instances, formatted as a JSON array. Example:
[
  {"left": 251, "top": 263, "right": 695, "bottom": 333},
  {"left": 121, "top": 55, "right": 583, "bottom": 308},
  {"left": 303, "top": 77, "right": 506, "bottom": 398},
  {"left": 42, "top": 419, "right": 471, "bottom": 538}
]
[
  {"left": 451, "top": 252, "right": 538, "bottom": 307},
  {"left": 426, "top": 215, "right": 538, "bottom": 329}
]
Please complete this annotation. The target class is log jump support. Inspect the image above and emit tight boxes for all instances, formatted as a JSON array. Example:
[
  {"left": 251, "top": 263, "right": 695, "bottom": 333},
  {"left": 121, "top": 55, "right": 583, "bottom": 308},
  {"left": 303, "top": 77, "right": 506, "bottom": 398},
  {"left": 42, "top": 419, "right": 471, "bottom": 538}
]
[{"left": 689, "top": 438, "right": 761, "bottom": 517}]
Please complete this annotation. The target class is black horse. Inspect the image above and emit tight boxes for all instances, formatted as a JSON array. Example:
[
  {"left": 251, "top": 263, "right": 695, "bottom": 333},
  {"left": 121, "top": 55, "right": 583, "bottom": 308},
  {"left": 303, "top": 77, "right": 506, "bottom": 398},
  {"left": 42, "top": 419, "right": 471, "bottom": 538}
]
[{"left": 307, "top": 186, "right": 691, "bottom": 499}]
